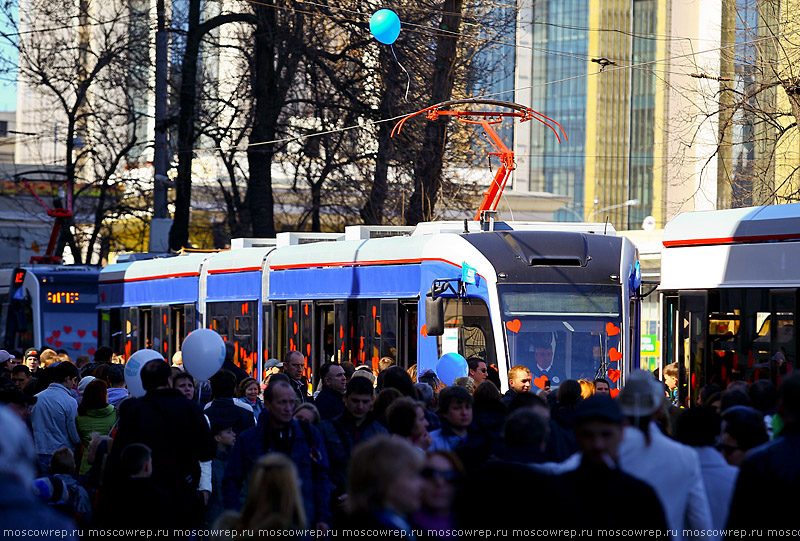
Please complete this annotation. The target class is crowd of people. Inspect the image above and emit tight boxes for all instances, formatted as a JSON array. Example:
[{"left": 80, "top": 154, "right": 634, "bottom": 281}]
[{"left": 1, "top": 345, "right": 798, "bottom": 541}]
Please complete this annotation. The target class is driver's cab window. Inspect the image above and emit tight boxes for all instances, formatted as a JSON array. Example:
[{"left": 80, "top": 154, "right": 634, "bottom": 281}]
[{"left": 436, "top": 298, "right": 496, "bottom": 365}]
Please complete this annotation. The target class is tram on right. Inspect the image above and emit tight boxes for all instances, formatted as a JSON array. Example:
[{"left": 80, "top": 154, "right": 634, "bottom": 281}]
[{"left": 659, "top": 203, "right": 800, "bottom": 406}]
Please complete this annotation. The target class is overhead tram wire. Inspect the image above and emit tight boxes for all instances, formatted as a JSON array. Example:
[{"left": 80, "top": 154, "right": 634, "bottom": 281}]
[{"left": 187, "top": 23, "right": 800, "bottom": 155}]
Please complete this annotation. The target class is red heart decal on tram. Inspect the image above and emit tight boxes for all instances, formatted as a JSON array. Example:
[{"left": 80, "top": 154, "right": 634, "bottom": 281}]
[
  {"left": 609, "top": 347, "right": 622, "bottom": 363},
  {"left": 606, "top": 322, "right": 620, "bottom": 336},
  {"left": 46, "top": 336, "right": 54, "bottom": 345},
  {"left": 420, "top": 324, "right": 428, "bottom": 338},
  {"left": 73, "top": 342, "right": 81, "bottom": 350},
  {"left": 92, "top": 331, "right": 98, "bottom": 338},
  {"left": 64, "top": 326, "right": 72, "bottom": 334},
  {"left": 77, "top": 330, "right": 86, "bottom": 338},
  {"left": 533, "top": 375, "right": 549, "bottom": 389},
  {"left": 608, "top": 369, "right": 621, "bottom": 383},
  {"left": 610, "top": 389, "right": 620, "bottom": 399},
  {"left": 52, "top": 330, "right": 60, "bottom": 338},
  {"left": 506, "top": 319, "right": 521, "bottom": 334},
  {"left": 54, "top": 340, "right": 63, "bottom": 348},
  {"left": 88, "top": 348, "right": 96, "bottom": 356}
]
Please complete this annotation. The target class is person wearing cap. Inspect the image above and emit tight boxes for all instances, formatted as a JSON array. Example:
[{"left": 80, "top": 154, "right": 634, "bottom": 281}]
[
  {"left": 554, "top": 395, "right": 668, "bottom": 531},
  {"left": 0, "top": 349, "right": 13, "bottom": 381},
  {"left": 24, "top": 348, "right": 41, "bottom": 373},
  {"left": 265, "top": 357, "right": 283, "bottom": 377},
  {"left": 30, "top": 361, "right": 81, "bottom": 475},
  {"left": 617, "top": 371, "right": 712, "bottom": 541}
]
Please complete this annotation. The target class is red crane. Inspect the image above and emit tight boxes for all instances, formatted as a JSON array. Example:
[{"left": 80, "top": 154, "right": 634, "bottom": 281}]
[
  {"left": 13, "top": 170, "right": 72, "bottom": 263},
  {"left": 391, "top": 99, "right": 566, "bottom": 220}
]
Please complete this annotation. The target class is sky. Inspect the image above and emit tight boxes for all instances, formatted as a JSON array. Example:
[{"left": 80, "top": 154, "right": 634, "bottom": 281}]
[{"left": 0, "top": 4, "right": 17, "bottom": 112}]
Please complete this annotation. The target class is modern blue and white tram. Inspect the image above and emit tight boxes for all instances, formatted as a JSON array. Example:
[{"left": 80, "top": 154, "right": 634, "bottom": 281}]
[
  {"left": 1, "top": 265, "right": 100, "bottom": 359},
  {"left": 98, "top": 221, "right": 641, "bottom": 392},
  {"left": 660, "top": 203, "right": 800, "bottom": 405}
]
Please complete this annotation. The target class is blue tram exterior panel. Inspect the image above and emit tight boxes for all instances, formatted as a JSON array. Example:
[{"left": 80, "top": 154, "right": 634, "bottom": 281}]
[
  {"left": 269, "top": 259, "right": 492, "bottom": 380},
  {"left": 206, "top": 271, "right": 261, "bottom": 302}
]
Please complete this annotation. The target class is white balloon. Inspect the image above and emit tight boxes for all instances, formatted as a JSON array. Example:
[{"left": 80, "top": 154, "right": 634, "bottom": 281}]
[
  {"left": 124, "top": 349, "right": 165, "bottom": 398},
  {"left": 182, "top": 328, "right": 226, "bottom": 381}
]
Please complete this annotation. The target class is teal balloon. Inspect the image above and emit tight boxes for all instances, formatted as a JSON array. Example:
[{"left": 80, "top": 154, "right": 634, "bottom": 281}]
[
  {"left": 370, "top": 9, "right": 401, "bottom": 45},
  {"left": 436, "top": 353, "right": 468, "bottom": 386}
]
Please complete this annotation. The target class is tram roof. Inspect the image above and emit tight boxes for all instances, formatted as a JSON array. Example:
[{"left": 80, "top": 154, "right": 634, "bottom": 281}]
[
  {"left": 99, "top": 253, "right": 209, "bottom": 282},
  {"left": 267, "top": 234, "right": 435, "bottom": 269},
  {"left": 204, "top": 247, "right": 274, "bottom": 274},
  {"left": 663, "top": 203, "right": 800, "bottom": 248},
  {"left": 18, "top": 265, "right": 99, "bottom": 280}
]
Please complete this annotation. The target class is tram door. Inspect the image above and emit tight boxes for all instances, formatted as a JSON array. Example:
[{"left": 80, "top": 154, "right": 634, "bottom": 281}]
[{"left": 677, "top": 292, "right": 707, "bottom": 406}]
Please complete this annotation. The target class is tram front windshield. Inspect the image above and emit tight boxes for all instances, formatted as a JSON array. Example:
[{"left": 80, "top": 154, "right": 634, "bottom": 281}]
[{"left": 499, "top": 284, "right": 622, "bottom": 387}]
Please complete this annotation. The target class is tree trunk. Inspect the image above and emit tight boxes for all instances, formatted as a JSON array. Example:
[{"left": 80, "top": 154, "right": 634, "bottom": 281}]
[
  {"left": 169, "top": 0, "right": 202, "bottom": 251},
  {"left": 405, "top": 0, "right": 463, "bottom": 225},
  {"left": 246, "top": 3, "right": 278, "bottom": 238},
  {"left": 361, "top": 77, "right": 394, "bottom": 225}
]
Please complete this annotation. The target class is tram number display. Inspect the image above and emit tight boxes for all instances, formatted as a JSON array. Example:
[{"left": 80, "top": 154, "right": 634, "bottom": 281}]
[{"left": 47, "top": 291, "right": 80, "bottom": 304}]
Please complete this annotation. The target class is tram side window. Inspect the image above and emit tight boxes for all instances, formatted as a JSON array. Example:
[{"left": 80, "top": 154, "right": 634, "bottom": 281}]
[
  {"left": 672, "top": 288, "right": 797, "bottom": 399},
  {"left": 139, "top": 308, "right": 153, "bottom": 350},
  {"left": 436, "top": 298, "right": 496, "bottom": 366},
  {"left": 124, "top": 308, "right": 139, "bottom": 357},
  {"left": 232, "top": 301, "right": 258, "bottom": 377},
  {"left": 3, "top": 293, "right": 33, "bottom": 351}
]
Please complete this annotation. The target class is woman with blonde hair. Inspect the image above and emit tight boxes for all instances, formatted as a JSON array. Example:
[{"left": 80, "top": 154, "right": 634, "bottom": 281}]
[
  {"left": 215, "top": 453, "right": 306, "bottom": 535},
  {"left": 578, "top": 378, "right": 595, "bottom": 400},
  {"left": 293, "top": 402, "right": 320, "bottom": 425}
]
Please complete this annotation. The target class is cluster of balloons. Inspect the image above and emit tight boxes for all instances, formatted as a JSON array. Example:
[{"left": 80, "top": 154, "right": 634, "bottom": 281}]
[
  {"left": 124, "top": 328, "right": 227, "bottom": 398},
  {"left": 370, "top": 9, "right": 401, "bottom": 45}
]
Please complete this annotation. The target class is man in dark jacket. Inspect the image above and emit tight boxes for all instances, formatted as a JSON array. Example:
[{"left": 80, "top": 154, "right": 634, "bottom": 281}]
[
  {"left": 502, "top": 365, "right": 532, "bottom": 406},
  {"left": 79, "top": 346, "right": 113, "bottom": 378},
  {"left": 220, "top": 342, "right": 249, "bottom": 383},
  {"left": 315, "top": 362, "right": 346, "bottom": 420},
  {"left": 203, "top": 369, "right": 255, "bottom": 435},
  {"left": 556, "top": 396, "right": 668, "bottom": 531},
  {"left": 105, "top": 359, "right": 215, "bottom": 528},
  {"left": 726, "top": 373, "right": 800, "bottom": 539},
  {"left": 320, "top": 376, "right": 387, "bottom": 524},
  {"left": 222, "top": 380, "right": 331, "bottom": 530},
  {"left": 283, "top": 350, "right": 311, "bottom": 403}
]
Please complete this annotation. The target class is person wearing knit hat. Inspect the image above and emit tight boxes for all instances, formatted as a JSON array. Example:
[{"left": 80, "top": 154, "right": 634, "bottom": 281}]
[
  {"left": 617, "top": 371, "right": 712, "bottom": 540},
  {"left": 0, "top": 405, "right": 78, "bottom": 536}
]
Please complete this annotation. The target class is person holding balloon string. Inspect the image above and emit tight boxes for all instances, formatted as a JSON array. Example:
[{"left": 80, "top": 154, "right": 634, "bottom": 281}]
[{"left": 107, "top": 358, "right": 216, "bottom": 529}]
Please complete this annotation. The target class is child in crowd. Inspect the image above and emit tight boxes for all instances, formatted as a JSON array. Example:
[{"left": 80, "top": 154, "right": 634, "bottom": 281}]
[
  {"left": 429, "top": 386, "right": 474, "bottom": 452},
  {"left": 208, "top": 422, "right": 236, "bottom": 526},
  {"left": 37, "top": 447, "right": 92, "bottom": 526}
]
